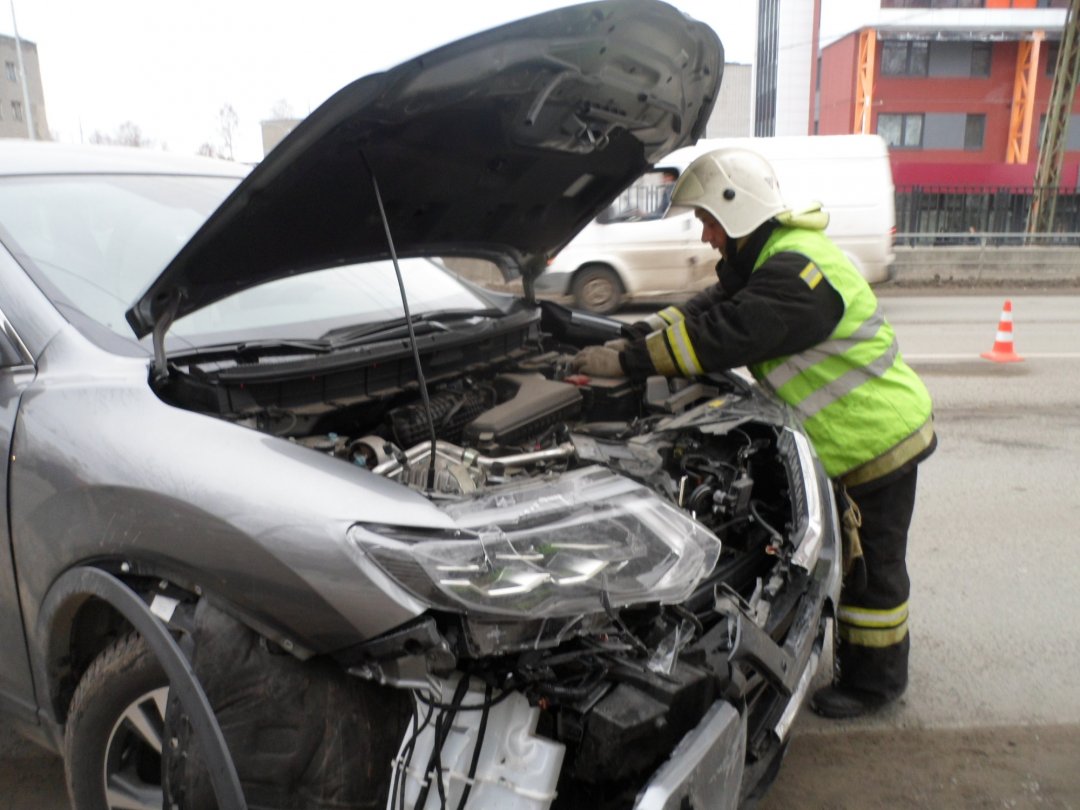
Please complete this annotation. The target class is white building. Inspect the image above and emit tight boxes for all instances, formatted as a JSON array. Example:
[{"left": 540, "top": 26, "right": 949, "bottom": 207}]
[
  {"left": 706, "top": 63, "right": 753, "bottom": 137},
  {"left": 753, "top": 0, "right": 820, "bottom": 136},
  {"left": 0, "top": 35, "right": 48, "bottom": 140}
]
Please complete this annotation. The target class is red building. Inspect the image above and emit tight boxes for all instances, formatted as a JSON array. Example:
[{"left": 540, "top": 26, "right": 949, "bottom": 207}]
[{"left": 817, "top": 2, "right": 1077, "bottom": 191}]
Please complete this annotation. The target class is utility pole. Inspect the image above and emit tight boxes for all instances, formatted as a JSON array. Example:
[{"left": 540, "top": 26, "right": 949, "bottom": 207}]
[
  {"left": 8, "top": 0, "right": 35, "bottom": 140},
  {"left": 1028, "top": 0, "right": 1080, "bottom": 234}
]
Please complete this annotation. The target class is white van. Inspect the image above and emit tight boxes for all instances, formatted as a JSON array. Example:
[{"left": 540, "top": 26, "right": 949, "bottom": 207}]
[{"left": 535, "top": 134, "right": 896, "bottom": 313}]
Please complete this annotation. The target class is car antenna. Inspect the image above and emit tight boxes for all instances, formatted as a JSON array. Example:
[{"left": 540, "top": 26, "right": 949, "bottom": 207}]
[{"left": 360, "top": 152, "right": 439, "bottom": 492}]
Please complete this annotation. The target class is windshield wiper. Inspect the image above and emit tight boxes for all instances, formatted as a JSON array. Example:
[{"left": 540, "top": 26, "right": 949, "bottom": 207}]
[
  {"left": 319, "top": 308, "right": 504, "bottom": 347},
  {"left": 170, "top": 337, "right": 337, "bottom": 359},
  {"left": 233, "top": 338, "right": 334, "bottom": 354},
  {"left": 173, "top": 309, "right": 507, "bottom": 361}
]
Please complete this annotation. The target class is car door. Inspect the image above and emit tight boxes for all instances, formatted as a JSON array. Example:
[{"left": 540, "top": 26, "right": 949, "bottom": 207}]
[
  {"left": 0, "top": 269, "right": 40, "bottom": 723},
  {"left": 0, "top": 234, "right": 43, "bottom": 721}
]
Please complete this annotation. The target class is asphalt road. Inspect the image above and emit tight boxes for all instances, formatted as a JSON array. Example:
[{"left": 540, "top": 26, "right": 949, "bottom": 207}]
[
  {"left": 760, "top": 292, "right": 1080, "bottom": 809},
  {"left": 4, "top": 292, "right": 1080, "bottom": 809}
]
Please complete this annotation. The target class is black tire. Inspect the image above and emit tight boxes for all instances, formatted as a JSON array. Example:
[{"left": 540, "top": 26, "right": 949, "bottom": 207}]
[
  {"left": 64, "top": 632, "right": 168, "bottom": 810},
  {"left": 571, "top": 264, "right": 624, "bottom": 314}
]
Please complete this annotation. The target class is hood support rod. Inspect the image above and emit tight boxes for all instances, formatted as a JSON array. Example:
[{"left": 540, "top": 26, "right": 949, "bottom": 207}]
[{"left": 360, "top": 152, "right": 439, "bottom": 491}]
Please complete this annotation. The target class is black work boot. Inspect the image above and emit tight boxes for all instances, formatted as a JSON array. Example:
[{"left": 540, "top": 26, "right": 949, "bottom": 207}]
[{"left": 809, "top": 684, "right": 896, "bottom": 719}]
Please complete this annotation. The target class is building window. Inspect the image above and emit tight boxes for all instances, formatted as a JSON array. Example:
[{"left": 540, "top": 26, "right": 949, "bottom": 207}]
[
  {"left": 878, "top": 40, "right": 993, "bottom": 78},
  {"left": 879, "top": 113, "right": 924, "bottom": 147},
  {"left": 880, "top": 0, "right": 985, "bottom": 6},
  {"left": 964, "top": 114, "right": 986, "bottom": 149},
  {"left": 1039, "top": 113, "right": 1080, "bottom": 151},
  {"left": 879, "top": 111, "right": 985, "bottom": 151},
  {"left": 926, "top": 41, "right": 993, "bottom": 77},
  {"left": 11, "top": 101, "right": 23, "bottom": 122},
  {"left": 4, "top": 62, "right": 15, "bottom": 82},
  {"left": 882, "top": 41, "right": 929, "bottom": 76},
  {"left": 970, "top": 43, "right": 992, "bottom": 76},
  {"left": 894, "top": 112, "right": 986, "bottom": 149}
]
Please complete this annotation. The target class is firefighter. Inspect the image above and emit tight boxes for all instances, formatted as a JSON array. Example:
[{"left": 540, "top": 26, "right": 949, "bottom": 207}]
[{"left": 571, "top": 147, "right": 936, "bottom": 719}]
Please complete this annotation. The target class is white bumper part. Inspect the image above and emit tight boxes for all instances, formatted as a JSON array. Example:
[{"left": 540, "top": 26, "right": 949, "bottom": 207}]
[
  {"left": 388, "top": 675, "right": 756, "bottom": 810},
  {"left": 634, "top": 700, "right": 747, "bottom": 810}
]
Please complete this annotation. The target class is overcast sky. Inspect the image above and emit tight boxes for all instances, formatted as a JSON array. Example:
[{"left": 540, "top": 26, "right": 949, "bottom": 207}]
[{"left": 7, "top": 0, "right": 875, "bottom": 163}]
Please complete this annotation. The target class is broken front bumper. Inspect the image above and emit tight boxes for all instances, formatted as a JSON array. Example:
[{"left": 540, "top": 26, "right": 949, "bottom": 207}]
[
  {"left": 387, "top": 500, "right": 841, "bottom": 810},
  {"left": 634, "top": 521, "right": 839, "bottom": 809}
]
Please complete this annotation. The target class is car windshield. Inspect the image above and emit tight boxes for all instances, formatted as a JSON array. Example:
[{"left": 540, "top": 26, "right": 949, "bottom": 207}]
[
  {"left": 0, "top": 174, "right": 492, "bottom": 343},
  {"left": 0, "top": 174, "right": 237, "bottom": 335},
  {"left": 171, "top": 258, "right": 492, "bottom": 342}
]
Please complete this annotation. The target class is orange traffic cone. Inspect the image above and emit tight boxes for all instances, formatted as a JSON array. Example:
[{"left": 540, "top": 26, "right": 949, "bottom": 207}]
[{"left": 980, "top": 300, "right": 1023, "bottom": 363}]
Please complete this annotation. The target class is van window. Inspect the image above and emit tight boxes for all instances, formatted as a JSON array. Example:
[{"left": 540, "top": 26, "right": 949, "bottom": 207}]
[{"left": 596, "top": 169, "right": 678, "bottom": 223}]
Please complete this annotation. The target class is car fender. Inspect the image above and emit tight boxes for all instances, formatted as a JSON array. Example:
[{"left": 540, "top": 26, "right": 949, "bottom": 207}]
[{"left": 12, "top": 329, "right": 455, "bottom": 720}]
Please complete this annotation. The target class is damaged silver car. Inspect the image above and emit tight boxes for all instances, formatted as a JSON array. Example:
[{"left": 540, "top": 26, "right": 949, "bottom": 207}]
[{"left": 0, "top": 2, "right": 840, "bottom": 808}]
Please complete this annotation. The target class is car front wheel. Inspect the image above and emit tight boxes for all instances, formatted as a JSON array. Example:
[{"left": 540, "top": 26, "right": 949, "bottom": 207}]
[
  {"left": 571, "top": 263, "right": 624, "bottom": 314},
  {"left": 64, "top": 632, "right": 167, "bottom": 810}
]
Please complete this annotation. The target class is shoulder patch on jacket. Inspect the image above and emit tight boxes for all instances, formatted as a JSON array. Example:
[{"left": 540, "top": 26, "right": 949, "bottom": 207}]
[{"left": 799, "top": 261, "right": 824, "bottom": 290}]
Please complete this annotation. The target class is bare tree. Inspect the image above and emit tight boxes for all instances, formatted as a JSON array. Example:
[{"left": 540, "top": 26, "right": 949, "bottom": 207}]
[
  {"left": 197, "top": 142, "right": 225, "bottom": 158},
  {"left": 269, "top": 98, "right": 295, "bottom": 120},
  {"left": 89, "top": 121, "right": 152, "bottom": 148},
  {"left": 219, "top": 103, "right": 239, "bottom": 161}
]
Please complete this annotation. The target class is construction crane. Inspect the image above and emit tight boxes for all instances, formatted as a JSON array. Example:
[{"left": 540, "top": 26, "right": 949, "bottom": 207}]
[{"left": 1028, "top": 0, "right": 1080, "bottom": 234}]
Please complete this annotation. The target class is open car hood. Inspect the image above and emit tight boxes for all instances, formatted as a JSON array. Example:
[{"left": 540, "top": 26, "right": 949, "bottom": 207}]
[{"left": 126, "top": 0, "right": 722, "bottom": 338}]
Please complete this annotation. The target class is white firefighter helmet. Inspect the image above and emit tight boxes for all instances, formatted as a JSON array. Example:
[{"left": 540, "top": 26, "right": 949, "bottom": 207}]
[{"left": 669, "top": 147, "right": 787, "bottom": 238}]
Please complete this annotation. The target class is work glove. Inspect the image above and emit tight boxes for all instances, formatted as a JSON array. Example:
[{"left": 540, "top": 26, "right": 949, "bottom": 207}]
[
  {"left": 836, "top": 484, "right": 868, "bottom": 598},
  {"left": 603, "top": 337, "right": 630, "bottom": 351},
  {"left": 571, "top": 345, "right": 625, "bottom": 377}
]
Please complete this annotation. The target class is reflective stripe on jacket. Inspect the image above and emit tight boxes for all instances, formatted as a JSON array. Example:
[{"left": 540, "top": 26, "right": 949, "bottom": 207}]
[
  {"left": 748, "top": 226, "right": 934, "bottom": 481},
  {"left": 838, "top": 601, "right": 909, "bottom": 648},
  {"left": 642, "top": 306, "right": 686, "bottom": 332}
]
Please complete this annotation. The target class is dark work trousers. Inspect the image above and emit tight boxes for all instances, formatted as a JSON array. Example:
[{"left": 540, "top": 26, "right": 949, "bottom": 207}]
[{"left": 835, "top": 466, "right": 919, "bottom": 699}]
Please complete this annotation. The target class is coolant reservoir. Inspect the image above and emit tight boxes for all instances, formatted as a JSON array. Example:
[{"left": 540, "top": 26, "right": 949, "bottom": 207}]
[{"left": 389, "top": 675, "right": 565, "bottom": 810}]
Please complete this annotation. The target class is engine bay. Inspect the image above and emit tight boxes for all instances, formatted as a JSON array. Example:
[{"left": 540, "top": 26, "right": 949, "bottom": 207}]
[
  {"left": 161, "top": 304, "right": 792, "bottom": 512},
  {"left": 157, "top": 302, "right": 835, "bottom": 808}
]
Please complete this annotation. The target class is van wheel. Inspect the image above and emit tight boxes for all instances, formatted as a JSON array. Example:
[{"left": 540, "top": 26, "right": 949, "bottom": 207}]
[
  {"left": 64, "top": 633, "right": 167, "bottom": 810},
  {"left": 572, "top": 264, "right": 623, "bottom": 314}
]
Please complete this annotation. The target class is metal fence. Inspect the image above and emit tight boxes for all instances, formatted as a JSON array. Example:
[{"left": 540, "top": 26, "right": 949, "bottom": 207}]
[
  {"left": 896, "top": 231, "right": 1080, "bottom": 247},
  {"left": 894, "top": 185, "right": 1080, "bottom": 244}
]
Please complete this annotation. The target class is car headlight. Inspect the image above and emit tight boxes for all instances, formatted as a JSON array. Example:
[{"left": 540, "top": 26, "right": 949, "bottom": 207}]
[
  {"left": 783, "top": 427, "right": 830, "bottom": 575},
  {"left": 349, "top": 466, "right": 722, "bottom": 618}
]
